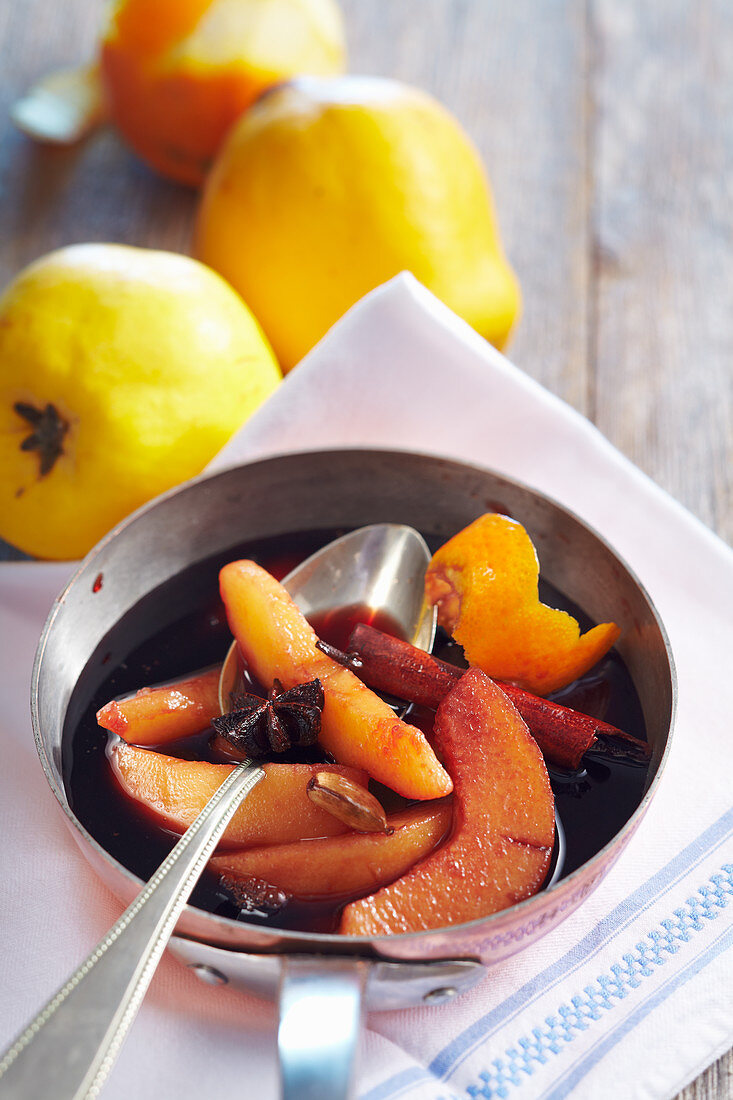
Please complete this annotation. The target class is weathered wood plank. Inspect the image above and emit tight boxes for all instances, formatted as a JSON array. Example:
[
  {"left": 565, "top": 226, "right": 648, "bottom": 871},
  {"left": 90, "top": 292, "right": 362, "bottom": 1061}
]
[
  {"left": 591, "top": 0, "right": 733, "bottom": 545},
  {"left": 341, "top": 0, "right": 593, "bottom": 412},
  {"left": 0, "top": 0, "right": 196, "bottom": 287},
  {"left": 590, "top": 3, "right": 732, "bottom": 1090}
]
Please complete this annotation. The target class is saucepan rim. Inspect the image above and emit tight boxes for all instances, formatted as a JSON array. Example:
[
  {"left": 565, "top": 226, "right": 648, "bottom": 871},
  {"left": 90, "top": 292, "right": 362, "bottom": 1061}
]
[{"left": 30, "top": 445, "right": 677, "bottom": 952}]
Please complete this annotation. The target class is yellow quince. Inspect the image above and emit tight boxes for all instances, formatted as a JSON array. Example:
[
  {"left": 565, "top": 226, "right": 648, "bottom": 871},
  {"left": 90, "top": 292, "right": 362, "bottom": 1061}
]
[
  {"left": 195, "top": 75, "right": 521, "bottom": 372},
  {"left": 0, "top": 243, "right": 281, "bottom": 559}
]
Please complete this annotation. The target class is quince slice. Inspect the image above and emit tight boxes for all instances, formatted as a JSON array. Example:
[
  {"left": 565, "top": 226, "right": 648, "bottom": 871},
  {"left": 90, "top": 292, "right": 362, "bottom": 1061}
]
[
  {"left": 219, "top": 560, "right": 452, "bottom": 800},
  {"left": 425, "top": 513, "right": 620, "bottom": 695},
  {"left": 97, "top": 667, "right": 221, "bottom": 745},
  {"left": 211, "top": 801, "right": 452, "bottom": 899},
  {"left": 109, "top": 741, "right": 367, "bottom": 849},
  {"left": 339, "top": 669, "right": 554, "bottom": 935}
]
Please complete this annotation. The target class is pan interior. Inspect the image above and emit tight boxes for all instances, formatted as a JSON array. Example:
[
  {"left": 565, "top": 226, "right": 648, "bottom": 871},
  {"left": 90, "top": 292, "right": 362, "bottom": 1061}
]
[{"left": 63, "top": 536, "right": 649, "bottom": 935}]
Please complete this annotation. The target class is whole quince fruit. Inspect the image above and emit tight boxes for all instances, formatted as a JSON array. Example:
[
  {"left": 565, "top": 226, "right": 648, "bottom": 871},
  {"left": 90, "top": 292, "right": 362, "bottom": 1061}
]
[
  {"left": 100, "top": 0, "right": 347, "bottom": 186},
  {"left": 195, "top": 75, "right": 521, "bottom": 371},
  {"left": 0, "top": 243, "right": 281, "bottom": 560}
]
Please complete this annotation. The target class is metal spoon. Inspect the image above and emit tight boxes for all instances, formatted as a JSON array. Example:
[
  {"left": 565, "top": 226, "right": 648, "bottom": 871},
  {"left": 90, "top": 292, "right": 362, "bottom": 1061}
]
[
  {"left": 219, "top": 523, "right": 437, "bottom": 711},
  {"left": 0, "top": 524, "right": 435, "bottom": 1100}
]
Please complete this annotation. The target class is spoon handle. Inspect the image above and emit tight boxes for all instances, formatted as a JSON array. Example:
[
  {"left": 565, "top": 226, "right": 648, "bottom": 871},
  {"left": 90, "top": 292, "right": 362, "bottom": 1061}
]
[{"left": 0, "top": 760, "right": 264, "bottom": 1100}]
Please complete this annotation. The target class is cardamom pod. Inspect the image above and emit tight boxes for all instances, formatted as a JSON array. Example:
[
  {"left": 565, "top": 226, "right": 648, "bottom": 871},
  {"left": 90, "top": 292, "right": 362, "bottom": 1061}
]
[{"left": 306, "top": 772, "right": 392, "bottom": 834}]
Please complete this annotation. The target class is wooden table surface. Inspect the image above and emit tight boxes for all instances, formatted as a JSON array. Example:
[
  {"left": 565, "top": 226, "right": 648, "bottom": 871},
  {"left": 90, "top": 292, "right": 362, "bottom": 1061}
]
[{"left": 1, "top": 1, "right": 731, "bottom": 1096}]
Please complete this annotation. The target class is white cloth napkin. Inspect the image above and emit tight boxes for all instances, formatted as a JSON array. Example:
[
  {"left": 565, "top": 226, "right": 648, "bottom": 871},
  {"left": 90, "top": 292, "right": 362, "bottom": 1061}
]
[{"left": 1, "top": 273, "right": 731, "bottom": 1100}]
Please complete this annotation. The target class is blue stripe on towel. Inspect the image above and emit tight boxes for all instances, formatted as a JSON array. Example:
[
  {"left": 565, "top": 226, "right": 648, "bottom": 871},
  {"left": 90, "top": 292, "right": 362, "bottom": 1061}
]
[
  {"left": 361, "top": 807, "right": 733, "bottom": 1100},
  {"left": 540, "top": 921, "right": 733, "bottom": 1100},
  {"left": 430, "top": 808, "right": 733, "bottom": 1081},
  {"left": 467, "top": 863, "right": 733, "bottom": 1098}
]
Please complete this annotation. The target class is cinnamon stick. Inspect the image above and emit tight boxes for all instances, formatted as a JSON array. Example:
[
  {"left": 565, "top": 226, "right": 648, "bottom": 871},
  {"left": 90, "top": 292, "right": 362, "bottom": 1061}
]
[{"left": 338, "top": 623, "right": 650, "bottom": 771}]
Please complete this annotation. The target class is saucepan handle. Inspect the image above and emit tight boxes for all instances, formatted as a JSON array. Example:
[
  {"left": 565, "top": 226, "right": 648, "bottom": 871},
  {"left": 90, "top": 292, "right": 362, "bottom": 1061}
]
[{"left": 278, "top": 956, "right": 368, "bottom": 1100}]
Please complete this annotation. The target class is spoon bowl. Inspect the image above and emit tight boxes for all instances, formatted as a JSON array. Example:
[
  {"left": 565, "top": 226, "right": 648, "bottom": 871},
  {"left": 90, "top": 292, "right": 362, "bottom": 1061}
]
[{"left": 218, "top": 523, "right": 437, "bottom": 713}]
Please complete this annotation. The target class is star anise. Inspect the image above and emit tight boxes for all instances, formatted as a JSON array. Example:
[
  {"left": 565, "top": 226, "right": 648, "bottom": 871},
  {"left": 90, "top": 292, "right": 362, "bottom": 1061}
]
[
  {"left": 219, "top": 874, "right": 289, "bottom": 917},
  {"left": 211, "top": 678, "right": 324, "bottom": 759}
]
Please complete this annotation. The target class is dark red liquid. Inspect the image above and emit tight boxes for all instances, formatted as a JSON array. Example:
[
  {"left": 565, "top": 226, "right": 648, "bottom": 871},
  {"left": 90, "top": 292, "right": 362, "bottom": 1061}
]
[
  {"left": 63, "top": 527, "right": 649, "bottom": 934},
  {"left": 308, "top": 603, "right": 407, "bottom": 652}
]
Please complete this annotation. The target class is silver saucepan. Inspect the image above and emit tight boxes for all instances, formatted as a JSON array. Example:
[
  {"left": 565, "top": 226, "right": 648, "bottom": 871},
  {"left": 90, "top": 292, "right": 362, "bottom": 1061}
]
[{"left": 31, "top": 448, "right": 676, "bottom": 1095}]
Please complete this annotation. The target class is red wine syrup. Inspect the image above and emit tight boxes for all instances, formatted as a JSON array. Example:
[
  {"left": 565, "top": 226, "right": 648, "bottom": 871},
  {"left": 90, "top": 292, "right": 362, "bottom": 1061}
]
[{"left": 63, "top": 527, "right": 649, "bottom": 934}]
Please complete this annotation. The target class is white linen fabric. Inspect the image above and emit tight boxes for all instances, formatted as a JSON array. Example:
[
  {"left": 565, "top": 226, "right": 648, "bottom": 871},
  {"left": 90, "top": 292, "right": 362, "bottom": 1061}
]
[{"left": 0, "top": 274, "right": 731, "bottom": 1100}]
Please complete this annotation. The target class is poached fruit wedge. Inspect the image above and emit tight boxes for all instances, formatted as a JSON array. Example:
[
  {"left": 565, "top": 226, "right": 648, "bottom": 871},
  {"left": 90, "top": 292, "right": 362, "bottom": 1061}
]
[
  {"left": 211, "top": 801, "right": 452, "bottom": 899},
  {"left": 219, "top": 560, "right": 452, "bottom": 800},
  {"left": 97, "top": 667, "right": 221, "bottom": 745},
  {"left": 109, "top": 741, "right": 367, "bottom": 849},
  {"left": 340, "top": 668, "right": 555, "bottom": 935},
  {"left": 424, "top": 513, "right": 620, "bottom": 695}
]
